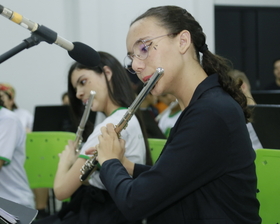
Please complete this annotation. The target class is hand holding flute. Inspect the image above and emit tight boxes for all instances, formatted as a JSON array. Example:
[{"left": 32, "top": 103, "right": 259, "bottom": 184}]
[{"left": 96, "top": 124, "right": 126, "bottom": 165}]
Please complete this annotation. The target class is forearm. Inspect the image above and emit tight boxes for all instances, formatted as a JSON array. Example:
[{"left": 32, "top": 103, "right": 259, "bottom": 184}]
[
  {"left": 53, "top": 161, "right": 72, "bottom": 200},
  {"left": 54, "top": 161, "right": 71, "bottom": 189},
  {"left": 122, "top": 157, "right": 135, "bottom": 176},
  {"left": 54, "top": 158, "right": 85, "bottom": 200}
]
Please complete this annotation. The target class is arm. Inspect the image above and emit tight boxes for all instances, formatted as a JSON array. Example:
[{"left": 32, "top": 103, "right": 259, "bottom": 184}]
[
  {"left": 53, "top": 141, "right": 85, "bottom": 201},
  {"left": 0, "top": 114, "right": 18, "bottom": 167},
  {"left": 85, "top": 147, "right": 150, "bottom": 177},
  {"left": 98, "top": 108, "right": 231, "bottom": 221},
  {"left": 83, "top": 114, "right": 147, "bottom": 185}
]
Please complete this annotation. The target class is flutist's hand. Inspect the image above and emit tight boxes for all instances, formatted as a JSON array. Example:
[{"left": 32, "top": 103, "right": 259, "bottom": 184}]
[
  {"left": 97, "top": 123, "right": 126, "bottom": 166},
  {"left": 58, "top": 140, "right": 77, "bottom": 168},
  {"left": 84, "top": 147, "right": 97, "bottom": 156}
]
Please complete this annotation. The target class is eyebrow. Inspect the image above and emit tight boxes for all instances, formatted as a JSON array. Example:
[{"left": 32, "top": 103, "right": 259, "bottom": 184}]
[{"left": 74, "top": 74, "right": 85, "bottom": 89}]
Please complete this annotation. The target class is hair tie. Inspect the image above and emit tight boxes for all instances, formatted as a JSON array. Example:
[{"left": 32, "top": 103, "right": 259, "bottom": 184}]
[{"left": 199, "top": 44, "right": 208, "bottom": 54}]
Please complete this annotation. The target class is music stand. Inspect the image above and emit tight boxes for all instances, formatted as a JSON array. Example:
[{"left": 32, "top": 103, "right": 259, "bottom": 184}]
[
  {"left": 249, "top": 104, "right": 280, "bottom": 149},
  {"left": 32, "top": 105, "right": 77, "bottom": 133},
  {"left": 251, "top": 90, "right": 280, "bottom": 104}
]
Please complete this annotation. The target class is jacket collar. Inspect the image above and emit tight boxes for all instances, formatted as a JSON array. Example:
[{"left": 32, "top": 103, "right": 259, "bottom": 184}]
[{"left": 188, "top": 74, "right": 221, "bottom": 106}]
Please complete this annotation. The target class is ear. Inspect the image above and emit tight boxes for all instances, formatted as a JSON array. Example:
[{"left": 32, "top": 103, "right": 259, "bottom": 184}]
[
  {"left": 178, "top": 30, "right": 191, "bottom": 54},
  {"left": 241, "top": 82, "right": 248, "bottom": 91},
  {"left": 103, "top": 66, "right": 113, "bottom": 82}
]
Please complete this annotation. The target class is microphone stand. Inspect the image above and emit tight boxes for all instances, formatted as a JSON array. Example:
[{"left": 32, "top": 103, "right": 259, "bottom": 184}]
[
  {"left": 0, "top": 33, "right": 42, "bottom": 64},
  {"left": 0, "top": 25, "right": 57, "bottom": 64}
]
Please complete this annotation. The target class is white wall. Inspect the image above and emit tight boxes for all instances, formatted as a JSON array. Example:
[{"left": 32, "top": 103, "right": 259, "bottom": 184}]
[{"left": 0, "top": 0, "right": 279, "bottom": 114}]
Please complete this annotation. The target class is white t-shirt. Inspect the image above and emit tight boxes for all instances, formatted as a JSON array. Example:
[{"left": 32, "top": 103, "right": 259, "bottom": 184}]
[
  {"left": 13, "top": 108, "right": 34, "bottom": 132},
  {"left": 246, "top": 122, "right": 263, "bottom": 150},
  {"left": 158, "top": 108, "right": 182, "bottom": 137},
  {"left": 94, "top": 111, "right": 106, "bottom": 127},
  {"left": 0, "top": 107, "right": 35, "bottom": 208},
  {"left": 79, "top": 108, "right": 146, "bottom": 189}
]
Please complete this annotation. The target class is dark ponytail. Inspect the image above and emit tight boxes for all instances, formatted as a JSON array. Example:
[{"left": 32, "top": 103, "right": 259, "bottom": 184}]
[{"left": 201, "top": 50, "right": 250, "bottom": 122}]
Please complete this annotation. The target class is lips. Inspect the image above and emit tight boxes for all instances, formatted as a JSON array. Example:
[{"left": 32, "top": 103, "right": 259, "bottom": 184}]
[
  {"left": 83, "top": 98, "right": 90, "bottom": 105},
  {"left": 143, "top": 74, "right": 153, "bottom": 83}
]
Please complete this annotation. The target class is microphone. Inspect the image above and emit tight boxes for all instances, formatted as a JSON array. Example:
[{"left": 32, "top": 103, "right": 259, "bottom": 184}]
[{"left": 0, "top": 4, "right": 100, "bottom": 67}]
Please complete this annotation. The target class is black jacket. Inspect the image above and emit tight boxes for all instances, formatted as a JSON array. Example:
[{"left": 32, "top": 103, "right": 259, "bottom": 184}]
[{"left": 100, "top": 74, "right": 261, "bottom": 223}]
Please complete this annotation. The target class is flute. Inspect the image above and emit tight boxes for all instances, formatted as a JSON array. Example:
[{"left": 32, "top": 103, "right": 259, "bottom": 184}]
[
  {"left": 73, "top": 90, "right": 96, "bottom": 153},
  {"left": 79, "top": 67, "right": 164, "bottom": 181}
]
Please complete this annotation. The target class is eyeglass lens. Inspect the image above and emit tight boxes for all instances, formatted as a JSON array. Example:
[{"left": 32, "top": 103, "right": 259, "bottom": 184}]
[{"left": 124, "top": 40, "right": 150, "bottom": 74}]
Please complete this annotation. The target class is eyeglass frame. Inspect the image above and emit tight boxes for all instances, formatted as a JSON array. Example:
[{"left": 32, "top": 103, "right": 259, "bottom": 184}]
[{"left": 124, "top": 33, "right": 178, "bottom": 74}]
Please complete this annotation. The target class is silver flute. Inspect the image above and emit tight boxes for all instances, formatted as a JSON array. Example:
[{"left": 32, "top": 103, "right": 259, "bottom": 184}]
[
  {"left": 74, "top": 90, "right": 96, "bottom": 153},
  {"left": 79, "top": 67, "right": 164, "bottom": 181}
]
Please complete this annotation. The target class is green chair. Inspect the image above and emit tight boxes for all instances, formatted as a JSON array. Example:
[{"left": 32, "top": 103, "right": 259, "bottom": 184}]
[
  {"left": 255, "top": 148, "right": 280, "bottom": 223},
  {"left": 148, "top": 138, "right": 166, "bottom": 164},
  {"left": 24, "top": 131, "right": 76, "bottom": 189}
]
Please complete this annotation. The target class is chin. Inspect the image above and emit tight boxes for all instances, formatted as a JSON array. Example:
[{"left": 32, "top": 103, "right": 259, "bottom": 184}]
[
  {"left": 90, "top": 104, "right": 99, "bottom": 112},
  {"left": 150, "top": 85, "right": 162, "bottom": 97}
]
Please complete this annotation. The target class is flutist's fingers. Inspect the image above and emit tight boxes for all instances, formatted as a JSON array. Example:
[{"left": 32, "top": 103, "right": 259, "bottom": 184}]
[
  {"left": 106, "top": 123, "right": 118, "bottom": 138},
  {"left": 85, "top": 146, "right": 97, "bottom": 155},
  {"left": 67, "top": 140, "right": 75, "bottom": 151},
  {"left": 97, "top": 124, "right": 125, "bottom": 165},
  {"left": 58, "top": 145, "right": 77, "bottom": 169}
]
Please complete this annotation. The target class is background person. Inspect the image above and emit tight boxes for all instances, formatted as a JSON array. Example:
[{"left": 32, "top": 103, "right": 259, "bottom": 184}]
[
  {"left": 35, "top": 51, "right": 150, "bottom": 224},
  {"left": 135, "top": 83, "right": 166, "bottom": 139},
  {"left": 0, "top": 97, "right": 35, "bottom": 209},
  {"left": 228, "top": 69, "right": 263, "bottom": 150},
  {"left": 157, "top": 94, "right": 181, "bottom": 137},
  {"left": 265, "top": 58, "right": 280, "bottom": 90},
  {"left": 0, "top": 83, "right": 49, "bottom": 218},
  {"left": 0, "top": 83, "right": 33, "bottom": 133},
  {"left": 61, "top": 92, "right": 70, "bottom": 105}
]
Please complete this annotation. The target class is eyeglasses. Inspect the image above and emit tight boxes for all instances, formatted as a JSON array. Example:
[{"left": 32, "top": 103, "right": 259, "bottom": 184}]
[{"left": 124, "top": 33, "right": 177, "bottom": 74}]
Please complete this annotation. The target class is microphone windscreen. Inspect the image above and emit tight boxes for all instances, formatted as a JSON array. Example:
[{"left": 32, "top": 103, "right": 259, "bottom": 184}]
[
  {"left": 68, "top": 42, "right": 100, "bottom": 67},
  {"left": 0, "top": 5, "right": 4, "bottom": 14}
]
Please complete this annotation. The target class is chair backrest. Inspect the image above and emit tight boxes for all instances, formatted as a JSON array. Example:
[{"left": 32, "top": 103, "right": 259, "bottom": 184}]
[
  {"left": 148, "top": 138, "right": 166, "bottom": 164},
  {"left": 255, "top": 148, "right": 280, "bottom": 223},
  {"left": 24, "top": 131, "right": 76, "bottom": 189}
]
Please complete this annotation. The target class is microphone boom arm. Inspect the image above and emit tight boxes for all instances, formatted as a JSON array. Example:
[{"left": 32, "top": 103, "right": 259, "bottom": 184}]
[
  {"left": 0, "top": 31, "right": 47, "bottom": 64},
  {"left": 0, "top": 4, "right": 101, "bottom": 66}
]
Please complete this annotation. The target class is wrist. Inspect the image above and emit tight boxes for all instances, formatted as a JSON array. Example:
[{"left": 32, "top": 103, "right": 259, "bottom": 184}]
[
  {"left": 122, "top": 157, "right": 135, "bottom": 176},
  {"left": 58, "top": 159, "right": 72, "bottom": 170}
]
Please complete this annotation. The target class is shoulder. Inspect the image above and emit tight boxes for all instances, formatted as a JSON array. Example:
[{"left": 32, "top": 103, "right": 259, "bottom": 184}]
[
  {"left": 14, "top": 108, "right": 33, "bottom": 117},
  {"left": 94, "top": 111, "right": 122, "bottom": 130},
  {"left": 0, "top": 107, "right": 20, "bottom": 123},
  {"left": 0, "top": 108, "right": 25, "bottom": 133},
  {"left": 196, "top": 88, "right": 242, "bottom": 117},
  {"left": 180, "top": 90, "right": 244, "bottom": 132}
]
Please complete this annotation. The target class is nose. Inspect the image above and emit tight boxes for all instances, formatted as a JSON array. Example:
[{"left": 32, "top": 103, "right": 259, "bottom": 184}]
[
  {"left": 76, "top": 87, "right": 84, "bottom": 100},
  {"left": 132, "top": 57, "right": 145, "bottom": 75}
]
